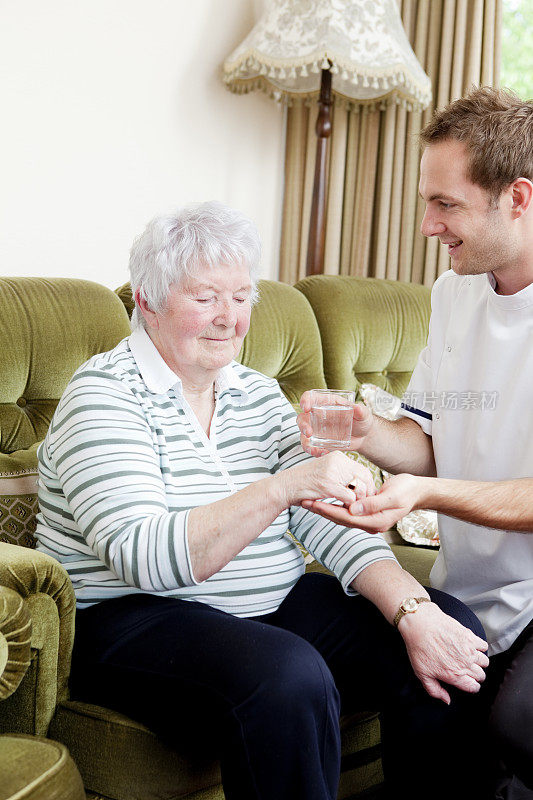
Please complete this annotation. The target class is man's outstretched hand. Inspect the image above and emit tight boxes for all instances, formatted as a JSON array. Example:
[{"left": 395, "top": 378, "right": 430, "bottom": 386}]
[{"left": 301, "top": 473, "right": 425, "bottom": 533}]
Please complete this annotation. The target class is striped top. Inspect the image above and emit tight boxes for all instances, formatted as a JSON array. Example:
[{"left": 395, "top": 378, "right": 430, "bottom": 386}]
[{"left": 35, "top": 327, "right": 396, "bottom": 615}]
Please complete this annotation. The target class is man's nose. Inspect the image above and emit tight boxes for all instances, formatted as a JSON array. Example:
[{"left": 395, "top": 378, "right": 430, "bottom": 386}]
[{"left": 420, "top": 208, "right": 446, "bottom": 238}]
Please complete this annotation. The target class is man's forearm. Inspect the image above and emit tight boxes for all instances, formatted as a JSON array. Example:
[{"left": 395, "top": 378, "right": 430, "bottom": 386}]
[
  {"left": 362, "top": 415, "right": 436, "bottom": 477},
  {"left": 417, "top": 477, "right": 533, "bottom": 531}
]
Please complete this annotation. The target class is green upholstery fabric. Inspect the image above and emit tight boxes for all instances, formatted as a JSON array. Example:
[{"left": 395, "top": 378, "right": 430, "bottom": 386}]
[
  {"left": 391, "top": 543, "right": 436, "bottom": 586},
  {"left": 0, "top": 279, "right": 131, "bottom": 550},
  {"left": 0, "top": 277, "right": 131, "bottom": 458},
  {"left": 0, "top": 544, "right": 76, "bottom": 736},
  {"left": 49, "top": 701, "right": 222, "bottom": 800},
  {"left": 115, "top": 279, "right": 327, "bottom": 407},
  {"left": 236, "top": 279, "right": 327, "bottom": 405},
  {"left": 295, "top": 275, "right": 431, "bottom": 399},
  {"left": 0, "top": 588, "right": 31, "bottom": 700},
  {"left": 115, "top": 282, "right": 135, "bottom": 319},
  {"left": 0, "top": 734, "right": 85, "bottom": 800},
  {"left": 339, "top": 713, "right": 382, "bottom": 798}
]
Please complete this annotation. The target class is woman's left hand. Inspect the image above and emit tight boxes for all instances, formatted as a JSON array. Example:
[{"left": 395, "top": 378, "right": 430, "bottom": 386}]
[{"left": 397, "top": 602, "right": 489, "bottom": 704}]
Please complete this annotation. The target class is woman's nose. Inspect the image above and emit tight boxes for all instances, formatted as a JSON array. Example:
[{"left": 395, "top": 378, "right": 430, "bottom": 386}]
[{"left": 215, "top": 301, "right": 237, "bottom": 326}]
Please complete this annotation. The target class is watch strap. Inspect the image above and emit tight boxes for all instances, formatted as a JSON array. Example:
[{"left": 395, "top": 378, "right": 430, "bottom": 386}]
[{"left": 393, "top": 597, "right": 430, "bottom": 627}]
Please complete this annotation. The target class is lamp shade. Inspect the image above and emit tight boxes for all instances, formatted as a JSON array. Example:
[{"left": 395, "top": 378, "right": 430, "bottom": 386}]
[{"left": 223, "top": 0, "right": 431, "bottom": 110}]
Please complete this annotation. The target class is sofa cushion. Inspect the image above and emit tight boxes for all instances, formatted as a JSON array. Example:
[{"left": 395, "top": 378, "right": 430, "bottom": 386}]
[
  {"left": 0, "top": 277, "right": 131, "bottom": 458},
  {"left": 0, "top": 734, "right": 85, "bottom": 800},
  {"left": 50, "top": 700, "right": 383, "bottom": 800},
  {"left": 0, "top": 278, "right": 132, "bottom": 549},
  {"left": 294, "top": 275, "right": 431, "bottom": 400},
  {"left": 50, "top": 700, "right": 223, "bottom": 800}
]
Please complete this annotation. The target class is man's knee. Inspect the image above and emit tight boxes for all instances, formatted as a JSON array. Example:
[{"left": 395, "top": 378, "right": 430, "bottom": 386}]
[{"left": 490, "top": 692, "right": 533, "bottom": 779}]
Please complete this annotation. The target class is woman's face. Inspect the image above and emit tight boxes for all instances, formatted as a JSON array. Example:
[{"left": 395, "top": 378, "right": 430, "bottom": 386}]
[{"left": 146, "top": 262, "right": 253, "bottom": 383}]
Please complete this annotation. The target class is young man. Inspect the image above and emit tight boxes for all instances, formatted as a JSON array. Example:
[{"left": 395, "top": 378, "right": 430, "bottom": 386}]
[{"left": 299, "top": 87, "right": 533, "bottom": 798}]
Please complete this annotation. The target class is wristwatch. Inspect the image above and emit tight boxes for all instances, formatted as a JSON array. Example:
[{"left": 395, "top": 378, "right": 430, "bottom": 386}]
[{"left": 393, "top": 597, "right": 431, "bottom": 627}]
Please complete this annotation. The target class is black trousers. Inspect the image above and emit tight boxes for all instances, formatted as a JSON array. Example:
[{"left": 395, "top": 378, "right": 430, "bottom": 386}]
[
  {"left": 70, "top": 572, "right": 517, "bottom": 800},
  {"left": 482, "top": 618, "right": 533, "bottom": 800}
]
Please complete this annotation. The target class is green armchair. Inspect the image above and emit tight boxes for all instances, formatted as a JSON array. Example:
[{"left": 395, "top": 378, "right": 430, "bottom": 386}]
[
  {"left": 0, "top": 274, "right": 436, "bottom": 800},
  {"left": 0, "top": 584, "right": 85, "bottom": 800}
]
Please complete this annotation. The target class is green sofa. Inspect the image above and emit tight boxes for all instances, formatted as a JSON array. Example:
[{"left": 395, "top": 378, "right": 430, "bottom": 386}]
[{"left": 0, "top": 274, "right": 436, "bottom": 800}]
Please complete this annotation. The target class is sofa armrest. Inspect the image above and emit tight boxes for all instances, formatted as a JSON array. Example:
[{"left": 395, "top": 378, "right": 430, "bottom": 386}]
[
  {"left": 0, "top": 543, "right": 76, "bottom": 734},
  {"left": 0, "top": 586, "right": 32, "bottom": 699}
]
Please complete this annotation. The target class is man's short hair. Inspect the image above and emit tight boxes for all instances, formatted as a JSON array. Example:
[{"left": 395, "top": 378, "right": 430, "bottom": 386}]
[{"left": 420, "top": 86, "right": 533, "bottom": 200}]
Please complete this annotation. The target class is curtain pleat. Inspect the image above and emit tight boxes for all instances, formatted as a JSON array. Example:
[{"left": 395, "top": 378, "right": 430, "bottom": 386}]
[
  {"left": 279, "top": 0, "right": 502, "bottom": 285},
  {"left": 324, "top": 105, "right": 349, "bottom": 275},
  {"left": 280, "top": 102, "right": 306, "bottom": 281}
]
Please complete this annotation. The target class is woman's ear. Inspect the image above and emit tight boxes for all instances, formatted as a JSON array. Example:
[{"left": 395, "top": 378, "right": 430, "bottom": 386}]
[{"left": 135, "top": 289, "right": 159, "bottom": 329}]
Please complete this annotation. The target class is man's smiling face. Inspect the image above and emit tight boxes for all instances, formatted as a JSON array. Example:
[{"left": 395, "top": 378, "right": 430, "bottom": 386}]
[{"left": 418, "top": 139, "right": 519, "bottom": 278}]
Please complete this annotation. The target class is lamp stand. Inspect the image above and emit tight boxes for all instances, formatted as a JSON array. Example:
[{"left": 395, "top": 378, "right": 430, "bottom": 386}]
[{"left": 305, "top": 67, "right": 332, "bottom": 276}]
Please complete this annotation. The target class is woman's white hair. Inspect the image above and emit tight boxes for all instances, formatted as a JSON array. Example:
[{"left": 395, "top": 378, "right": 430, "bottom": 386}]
[{"left": 129, "top": 201, "right": 261, "bottom": 329}]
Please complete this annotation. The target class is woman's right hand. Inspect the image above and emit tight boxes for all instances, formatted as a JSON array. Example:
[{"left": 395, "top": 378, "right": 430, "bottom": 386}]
[
  {"left": 297, "top": 391, "right": 375, "bottom": 457},
  {"left": 279, "top": 450, "right": 377, "bottom": 509}
]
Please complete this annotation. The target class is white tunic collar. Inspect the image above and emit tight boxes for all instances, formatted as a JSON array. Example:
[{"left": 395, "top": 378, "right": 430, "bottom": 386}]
[{"left": 487, "top": 272, "right": 533, "bottom": 309}]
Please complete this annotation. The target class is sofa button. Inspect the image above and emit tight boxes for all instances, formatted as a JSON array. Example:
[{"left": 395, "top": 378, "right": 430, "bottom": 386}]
[{"left": 16, "top": 397, "right": 27, "bottom": 408}]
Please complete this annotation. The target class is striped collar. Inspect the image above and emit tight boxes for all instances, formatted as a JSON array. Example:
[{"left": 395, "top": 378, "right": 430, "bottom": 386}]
[{"left": 128, "top": 326, "right": 250, "bottom": 403}]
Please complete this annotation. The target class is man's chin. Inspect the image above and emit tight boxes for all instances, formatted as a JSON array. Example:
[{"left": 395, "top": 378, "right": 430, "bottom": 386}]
[
  {"left": 449, "top": 251, "right": 468, "bottom": 273},
  {"left": 450, "top": 262, "right": 466, "bottom": 274},
  {"left": 449, "top": 258, "right": 490, "bottom": 278}
]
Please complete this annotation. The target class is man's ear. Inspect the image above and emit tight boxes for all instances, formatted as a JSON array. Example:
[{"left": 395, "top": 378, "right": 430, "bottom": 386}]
[
  {"left": 135, "top": 289, "right": 159, "bottom": 329},
  {"left": 509, "top": 178, "right": 533, "bottom": 218}
]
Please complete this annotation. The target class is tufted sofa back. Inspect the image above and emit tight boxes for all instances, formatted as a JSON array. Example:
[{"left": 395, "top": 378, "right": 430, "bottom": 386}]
[
  {"left": 0, "top": 278, "right": 131, "bottom": 472},
  {"left": 295, "top": 275, "right": 431, "bottom": 399}
]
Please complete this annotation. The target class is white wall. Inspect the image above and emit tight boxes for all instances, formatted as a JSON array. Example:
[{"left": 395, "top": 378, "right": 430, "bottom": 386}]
[{"left": 0, "top": 0, "right": 285, "bottom": 288}]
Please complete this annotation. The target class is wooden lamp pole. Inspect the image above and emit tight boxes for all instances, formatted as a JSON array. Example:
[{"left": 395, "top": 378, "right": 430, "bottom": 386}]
[{"left": 305, "top": 67, "right": 333, "bottom": 276}]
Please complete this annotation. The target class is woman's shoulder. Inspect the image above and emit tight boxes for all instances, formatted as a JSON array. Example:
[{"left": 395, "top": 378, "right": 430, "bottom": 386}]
[
  {"left": 228, "top": 362, "right": 285, "bottom": 404},
  {"left": 230, "top": 361, "right": 281, "bottom": 391},
  {"left": 59, "top": 338, "right": 137, "bottom": 402}
]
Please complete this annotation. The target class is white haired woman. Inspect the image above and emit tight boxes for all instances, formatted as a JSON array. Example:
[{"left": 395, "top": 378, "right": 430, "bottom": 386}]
[{"left": 35, "top": 202, "right": 488, "bottom": 800}]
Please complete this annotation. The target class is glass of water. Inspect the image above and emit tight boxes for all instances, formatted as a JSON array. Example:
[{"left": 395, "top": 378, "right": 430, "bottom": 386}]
[{"left": 309, "top": 389, "right": 355, "bottom": 450}]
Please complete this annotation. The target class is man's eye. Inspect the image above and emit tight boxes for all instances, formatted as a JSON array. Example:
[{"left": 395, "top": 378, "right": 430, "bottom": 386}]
[
  {"left": 439, "top": 202, "right": 453, "bottom": 209},
  {"left": 234, "top": 296, "right": 247, "bottom": 303},
  {"left": 196, "top": 297, "right": 214, "bottom": 303}
]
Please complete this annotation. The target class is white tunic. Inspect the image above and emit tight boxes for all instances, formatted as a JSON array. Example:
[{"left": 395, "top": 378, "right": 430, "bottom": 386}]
[{"left": 399, "top": 270, "right": 533, "bottom": 655}]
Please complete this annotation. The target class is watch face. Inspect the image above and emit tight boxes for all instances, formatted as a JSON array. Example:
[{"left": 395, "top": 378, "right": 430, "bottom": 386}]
[{"left": 402, "top": 598, "right": 418, "bottom": 613}]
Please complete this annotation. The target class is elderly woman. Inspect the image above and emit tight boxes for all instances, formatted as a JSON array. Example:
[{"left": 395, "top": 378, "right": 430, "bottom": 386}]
[{"left": 35, "top": 202, "right": 488, "bottom": 800}]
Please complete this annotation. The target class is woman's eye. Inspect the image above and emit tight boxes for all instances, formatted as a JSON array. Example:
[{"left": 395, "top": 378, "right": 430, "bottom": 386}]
[
  {"left": 234, "top": 296, "right": 247, "bottom": 304},
  {"left": 196, "top": 297, "right": 214, "bottom": 303}
]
